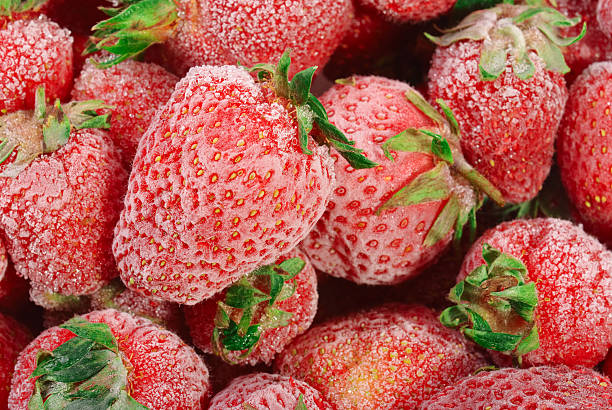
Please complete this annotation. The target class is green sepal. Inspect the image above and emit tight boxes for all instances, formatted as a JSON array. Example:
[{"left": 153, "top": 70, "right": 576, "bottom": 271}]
[
  {"left": 404, "top": 91, "right": 445, "bottom": 125},
  {"left": 0, "top": 0, "right": 48, "bottom": 16},
  {"left": 30, "top": 338, "right": 95, "bottom": 378},
  {"left": 436, "top": 99, "right": 461, "bottom": 136},
  {"left": 420, "top": 129, "right": 454, "bottom": 164},
  {"left": 294, "top": 394, "right": 308, "bottom": 410},
  {"left": 88, "top": 0, "right": 178, "bottom": 68},
  {"left": 42, "top": 101, "right": 70, "bottom": 154},
  {"left": 60, "top": 317, "right": 119, "bottom": 352},
  {"left": 515, "top": 324, "right": 539, "bottom": 356},
  {"left": 290, "top": 66, "right": 316, "bottom": 106},
  {"left": 376, "top": 162, "right": 451, "bottom": 214},
  {"left": 224, "top": 277, "right": 269, "bottom": 309},
  {"left": 424, "top": 194, "right": 460, "bottom": 247},
  {"left": 218, "top": 320, "right": 261, "bottom": 352},
  {"left": 381, "top": 129, "right": 433, "bottom": 160}
]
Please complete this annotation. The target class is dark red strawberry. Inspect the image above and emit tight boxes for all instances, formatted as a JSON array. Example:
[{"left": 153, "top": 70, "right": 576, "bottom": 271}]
[
  {"left": 0, "top": 311, "right": 30, "bottom": 408},
  {"left": 421, "top": 365, "right": 612, "bottom": 409},
  {"left": 9, "top": 309, "right": 210, "bottom": 409}
]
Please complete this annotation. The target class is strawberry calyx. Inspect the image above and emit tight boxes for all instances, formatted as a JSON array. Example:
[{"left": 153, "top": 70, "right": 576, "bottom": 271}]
[
  {"left": 0, "top": 87, "right": 111, "bottom": 177},
  {"left": 212, "top": 257, "right": 306, "bottom": 364},
  {"left": 247, "top": 50, "right": 378, "bottom": 169},
  {"left": 28, "top": 317, "right": 148, "bottom": 409},
  {"left": 376, "top": 90, "right": 505, "bottom": 247},
  {"left": 0, "top": 0, "right": 48, "bottom": 16},
  {"left": 426, "top": 1, "right": 586, "bottom": 80},
  {"left": 440, "top": 244, "right": 539, "bottom": 365},
  {"left": 86, "top": 0, "right": 178, "bottom": 68}
]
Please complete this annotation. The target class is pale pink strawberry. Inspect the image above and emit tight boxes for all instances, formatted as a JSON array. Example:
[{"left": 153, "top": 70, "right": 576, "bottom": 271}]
[{"left": 598, "top": 0, "right": 612, "bottom": 37}]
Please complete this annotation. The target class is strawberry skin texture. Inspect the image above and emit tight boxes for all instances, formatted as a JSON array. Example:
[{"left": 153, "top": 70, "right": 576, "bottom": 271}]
[
  {"left": 428, "top": 42, "right": 568, "bottom": 203},
  {"left": 9, "top": 309, "right": 210, "bottom": 410},
  {"left": 209, "top": 373, "right": 332, "bottom": 410},
  {"left": 0, "top": 130, "right": 127, "bottom": 296},
  {"left": 113, "top": 65, "right": 334, "bottom": 304},
  {"left": 558, "top": 63, "right": 612, "bottom": 246},
  {"left": 599, "top": 0, "right": 612, "bottom": 37},
  {"left": 421, "top": 365, "right": 612, "bottom": 409},
  {"left": 72, "top": 59, "right": 179, "bottom": 166},
  {"left": 302, "top": 76, "right": 454, "bottom": 285},
  {"left": 0, "top": 18, "right": 72, "bottom": 114},
  {"left": 275, "top": 304, "right": 489, "bottom": 409},
  {"left": 185, "top": 248, "right": 318, "bottom": 366},
  {"left": 460, "top": 218, "right": 612, "bottom": 368},
  {"left": 0, "top": 312, "right": 30, "bottom": 409},
  {"left": 359, "top": 0, "right": 456, "bottom": 22},
  {"left": 158, "top": 0, "right": 353, "bottom": 77}
]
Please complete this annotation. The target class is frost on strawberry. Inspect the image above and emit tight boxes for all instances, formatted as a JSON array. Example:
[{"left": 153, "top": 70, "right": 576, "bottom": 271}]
[
  {"left": 185, "top": 248, "right": 318, "bottom": 366},
  {"left": 427, "top": 2, "right": 583, "bottom": 203},
  {"left": 302, "top": 76, "right": 502, "bottom": 285},
  {"left": 275, "top": 304, "right": 489, "bottom": 409},
  {"left": 421, "top": 366, "right": 612, "bottom": 409},
  {"left": 0, "top": 311, "right": 30, "bottom": 408},
  {"left": 557, "top": 62, "right": 612, "bottom": 247},
  {"left": 9, "top": 309, "right": 210, "bottom": 409},
  {"left": 113, "top": 52, "right": 373, "bottom": 304},
  {"left": 0, "top": 87, "right": 127, "bottom": 299},
  {"left": 360, "top": 0, "right": 457, "bottom": 22},
  {"left": 598, "top": 0, "right": 612, "bottom": 37},
  {"left": 209, "top": 373, "right": 332, "bottom": 410},
  {"left": 453, "top": 218, "right": 612, "bottom": 368},
  {"left": 87, "top": 0, "right": 353, "bottom": 77}
]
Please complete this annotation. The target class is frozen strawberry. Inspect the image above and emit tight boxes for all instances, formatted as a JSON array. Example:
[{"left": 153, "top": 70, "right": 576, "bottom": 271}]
[
  {"left": 0, "top": 312, "right": 30, "bottom": 408},
  {"left": 598, "top": 0, "right": 612, "bottom": 37},
  {"left": 557, "top": 0, "right": 612, "bottom": 78},
  {"left": 444, "top": 218, "right": 612, "bottom": 368},
  {"left": 0, "top": 17, "right": 72, "bottom": 114},
  {"left": 275, "top": 304, "right": 489, "bottom": 409},
  {"left": 359, "top": 0, "right": 456, "bottom": 22},
  {"left": 72, "top": 59, "right": 178, "bottom": 165},
  {"left": 302, "top": 76, "right": 503, "bottom": 285},
  {"left": 9, "top": 309, "right": 210, "bottom": 409},
  {"left": 0, "top": 0, "right": 60, "bottom": 28},
  {"left": 557, "top": 62, "right": 612, "bottom": 246},
  {"left": 209, "top": 372, "right": 332, "bottom": 410},
  {"left": 427, "top": 3, "right": 583, "bottom": 203},
  {"left": 90, "top": 279, "right": 183, "bottom": 332},
  {"left": 0, "top": 88, "right": 127, "bottom": 299},
  {"left": 113, "top": 52, "right": 374, "bottom": 304},
  {"left": 88, "top": 0, "right": 353, "bottom": 77},
  {"left": 421, "top": 365, "right": 612, "bottom": 409},
  {"left": 185, "top": 248, "right": 318, "bottom": 366}
]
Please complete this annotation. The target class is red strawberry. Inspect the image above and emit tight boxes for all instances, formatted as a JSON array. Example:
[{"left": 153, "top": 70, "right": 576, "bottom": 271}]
[
  {"left": 0, "top": 17, "right": 72, "bottom": 114},
  {"left": 598, "top": 0, "right": 612, "bottom": 37},
  {"left": 557, "top": 62, "right": 612, "bottom": 247},
  {"left": 113, "top": 52, "right": 374, "bottom": 304},
  {"left": 209, "top": 372, "right": 332, "bottom": 410},
  {"left": 9, "top": 309, "right": 210, "bottom": 409},
  {"left": 90, "top": 279, "right": 184, "bottom": 333},
  {"left": 302, "top": 76, "right": 503, "bottom": 285},
  {"left": 0, "top": 311, "right": 30, "bottom": 408},
  {"left": 427, "top": 3, "right": 582, "bottom": 203},
  {"left": 359, "top": 0, "right": 457, "bottom": 22},
  {"left": 275, "top": 304, "right": 489, "bottom": 409},
  {"left": 72, "top": 59, "right": 178, "bottom": 166},
  {"left": 0, "top": 0, "right": 60, "bottom": 28},
  {"left": 185, "top": 248, "right": 318, "bottom": 366},
  {"left": 420, "top": 365, "right": 612, "bottom": 409},
  {"left": 89, "top": 0, "right": 353, "bottom": 77},
  {"left": 0, "top": 89, "right": 127, "bottom": 299},
  {"left": 445, "top": 218, "right": 612, "bottom": 368},
  {"left": 556, "top": 0, "right": 612, "bottom": 78}
]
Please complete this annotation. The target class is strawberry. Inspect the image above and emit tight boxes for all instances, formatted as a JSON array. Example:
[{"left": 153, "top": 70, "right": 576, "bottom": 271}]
[
  {"left": 598, "top": 0, "right": 612, "bottom": 37},
  {"left": 9, "top": 309, "right": 210, "bottom": 409},
  {"left": 0, "top": 0, "right": 58, "bottom": 28},
  {"left": 88, "top": 0, "right": 353, "bottom": 77},
  {"left": 427, "top": 3, "right": 584, "bottom": 203},
  {"left": 359, "top": 0, "right": 457, "bottom": 22},
  {"left": 302, "top": 76, "right": 503, "bottom": 285},
  {"left": 275, "top": 304, "right": 489, "bottom": 409},
  {"left": 420, "top": 365, "right": 612, "bottom": 409},
  {"left": 0, "top": 311, "right": 30, "bottom": 408},
  {"left": 209, "top": 372, "right": 332, "bottom": 410},
  {"left": 185, "top": 248, "right": 318, "bottom": 366},
  {"left": 0, "top": 17, "right": 72, "bottom": 114},
  {"left": 0, "top": 88, "right": 127, "bottom": 300},
  {"left": 113, "top": 52, "right": 375, "bottom": 304},
  {"left": 442, "top": 218, "right": 612, "bottom": 368},
  {"left": 557, "top": 63, "right": 612, "bottom": 247},
  {"left": 556, "top": 0, "right": 612, "bottom": 79},
  {"left": 72, "top": 59, "right": 179, "bottom": 166},
  {"left": 90, "top": 279, "right": 184, "bottom": 333}
]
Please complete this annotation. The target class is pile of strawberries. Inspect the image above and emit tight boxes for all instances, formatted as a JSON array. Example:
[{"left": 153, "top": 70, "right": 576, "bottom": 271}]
[{"left": 0, "top": 0, "right": 611, "bottom": 409}]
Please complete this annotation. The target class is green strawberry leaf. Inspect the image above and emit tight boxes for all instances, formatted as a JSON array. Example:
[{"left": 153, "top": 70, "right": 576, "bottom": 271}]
[
  {"left": 424, "top": 194, "right": 460, "bottom": 247},
  {"left": 60, "top": 318, "right": 119, "bottom": 352},
  {"left": 224, "top": 279, "right": 269, "bottom": 309},
  {"left": 220, "top": 320, "right": 261, "bottom": 351},
  {"left": 30, "top": 338, "right": 95, "bottom": 378},
  {"left": 290, "top": 66, "right": 317, "bottom": 106}
]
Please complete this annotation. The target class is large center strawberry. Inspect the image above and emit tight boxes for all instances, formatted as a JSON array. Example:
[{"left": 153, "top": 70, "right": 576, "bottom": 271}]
[{"left": 114, "top": 53, "right": 372, "bottom": 304}]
